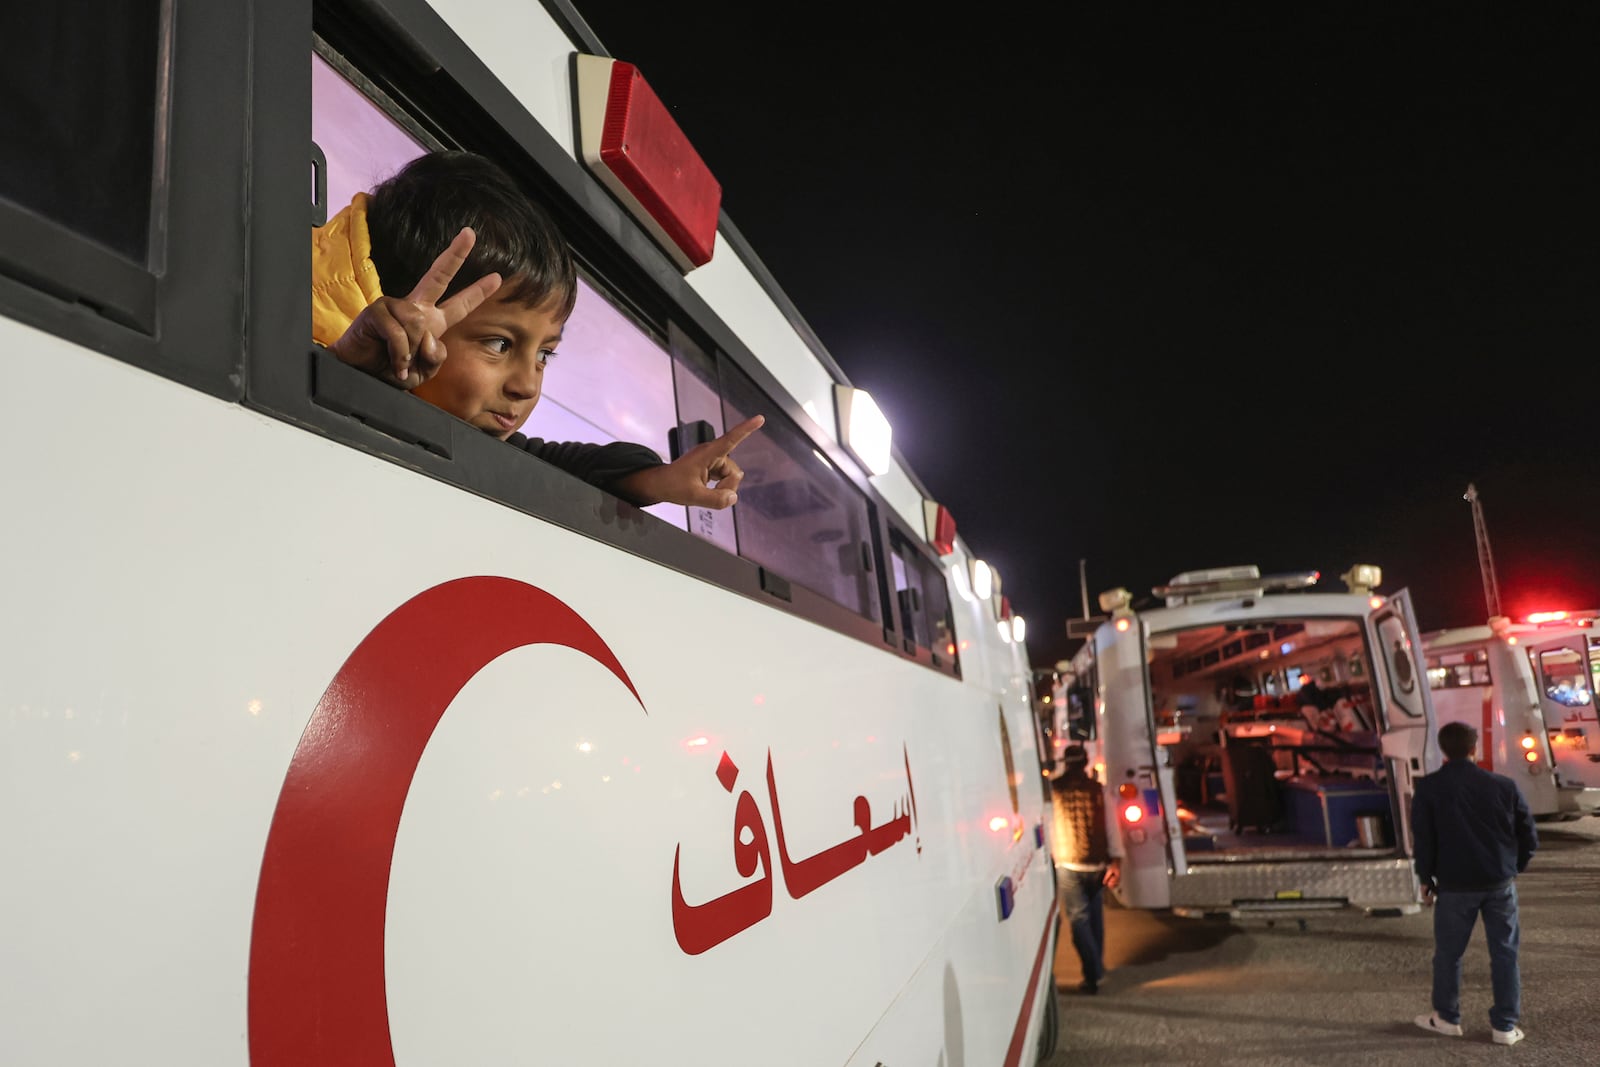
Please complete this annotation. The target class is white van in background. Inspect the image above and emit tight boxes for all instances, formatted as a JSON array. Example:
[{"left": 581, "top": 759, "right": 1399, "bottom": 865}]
[{"left": 1423, "top": 612, "right": 1600, "bottom": 818}]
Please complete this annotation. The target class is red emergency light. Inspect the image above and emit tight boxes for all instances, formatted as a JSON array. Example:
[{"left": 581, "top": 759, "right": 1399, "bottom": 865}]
[
  {"left": 575, "top": 56, "right": 721, "bottom": 272},
  {"left": 1526, "top": 610, "right": 1570, "bottom": 624},
  {"left": 923, "top": 500, "right": 957, "bottom": 557}
]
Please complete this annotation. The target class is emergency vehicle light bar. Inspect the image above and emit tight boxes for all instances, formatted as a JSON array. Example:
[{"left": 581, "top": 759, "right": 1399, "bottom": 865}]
[{"left": 1525, "top": 608, "right": 1599, "bottom": 626}]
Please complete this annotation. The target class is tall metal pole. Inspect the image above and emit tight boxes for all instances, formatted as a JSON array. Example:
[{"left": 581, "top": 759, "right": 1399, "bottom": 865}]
[
  {"left": 1464, "top": 483, "right": 1503, "bottom": 618},
  {"left": 1078, "top": 558, "right": 1090, "bottom": 620}
]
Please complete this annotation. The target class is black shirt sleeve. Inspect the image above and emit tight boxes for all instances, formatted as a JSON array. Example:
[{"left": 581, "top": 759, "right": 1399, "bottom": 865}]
[
  {"left": 1411, "top": 784, "right": 1436, "bottom": 888},
  {"left": 504, "top": 434, "right": 664, "bottom": 506},
  {"left": 1512, "top": 782, "right": 1538, "bottom": 873}
]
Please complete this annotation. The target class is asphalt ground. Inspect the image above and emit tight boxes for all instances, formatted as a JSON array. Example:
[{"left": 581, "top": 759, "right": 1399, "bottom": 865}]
[{"left": 1042, "top": 815, "right": 1600, "bottom": 1066}]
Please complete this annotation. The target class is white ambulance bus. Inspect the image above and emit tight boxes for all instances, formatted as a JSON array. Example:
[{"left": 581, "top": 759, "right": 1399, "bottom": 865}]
[
  {"left": 1076, "top": 565, "right": 1439, "bottom": 920},
  {"left": 1421, "top": 613, "right": 1599, "bottom": 818},
  {"left": 0, "top": 3, "right": 1059, "bottom": 1064}
]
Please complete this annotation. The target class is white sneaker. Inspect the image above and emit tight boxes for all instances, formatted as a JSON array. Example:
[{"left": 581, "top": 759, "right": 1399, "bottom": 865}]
[
  {"left": 1414, "top": 1012, "right": 1464, "bottom": 1037},
  {"left": 1492, "top": 1026, "right": 1525, "bottom": 1046}
]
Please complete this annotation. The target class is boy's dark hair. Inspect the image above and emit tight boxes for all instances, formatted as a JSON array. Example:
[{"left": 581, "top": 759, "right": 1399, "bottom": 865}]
[
  {"left": 367, "top": 150, "right": 577, "bottom": 318},
  {"left": 1438, "top": 721, "right": 1478, "bottom": 761}
]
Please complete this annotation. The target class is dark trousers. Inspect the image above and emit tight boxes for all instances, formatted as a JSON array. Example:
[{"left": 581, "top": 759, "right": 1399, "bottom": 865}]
[
  {"left": 1432, "top": 883, "right": 1521, "bottom": 1032},
  {"left": 1060, "top": 868, "right": 1107, "bottom": 984}
]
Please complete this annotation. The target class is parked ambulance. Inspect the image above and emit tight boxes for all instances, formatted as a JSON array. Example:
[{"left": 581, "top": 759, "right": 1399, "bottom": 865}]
[
  {"left": 1422, "top": 613, "right": 1599, "bottom": 818},
  {"left": 1081, "top": 564, "right": 1438, "bottom": 920}
]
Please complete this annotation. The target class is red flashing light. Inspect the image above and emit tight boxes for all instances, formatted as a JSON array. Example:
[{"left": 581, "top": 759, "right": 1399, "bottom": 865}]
[
  {"left": 576, "top": 57, "right": 721, "bottom": 271},
  {"left": 1000, "top": 596, "right": 1013, "bottom": 621},
  {"left": 1117, "top": 783, "right": 1139, "bottom": 799},
  {"left": 925, "top": 502, "right": 957, "bottom": 557},
  {"left": 1121, "top": 803, "right": 1144, "bottom": 824},
  {"left": 1526, "top": 610, "right": 1571, "bottom": 624},
  {"left": 1369, "top": 596, "right": 1385, "bottom": 610},
  {"left": 1524, "top": 750, "right": 1539, "bottom": 763}
]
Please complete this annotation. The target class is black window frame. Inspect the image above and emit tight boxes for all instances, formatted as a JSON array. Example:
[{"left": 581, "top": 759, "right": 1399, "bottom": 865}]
[
  {"left": 886, "top": 520, "right": 961, "bottom": 677},
  {"left": 0, "top": 0, "right": 249, "bottom": 398},
  {"left": 243, "top": 0, "right": 949, "bottom": 667}
]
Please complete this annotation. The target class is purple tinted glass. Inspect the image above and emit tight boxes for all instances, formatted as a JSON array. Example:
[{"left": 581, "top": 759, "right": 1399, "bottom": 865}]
[{"left": 312, "top": 53, "right": 424, "bottom": 218}]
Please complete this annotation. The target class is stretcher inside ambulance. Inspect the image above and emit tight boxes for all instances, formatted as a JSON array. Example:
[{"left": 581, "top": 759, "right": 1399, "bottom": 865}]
[{"left": 1094, "top": 565, "right": 1436, "bottom": 918}]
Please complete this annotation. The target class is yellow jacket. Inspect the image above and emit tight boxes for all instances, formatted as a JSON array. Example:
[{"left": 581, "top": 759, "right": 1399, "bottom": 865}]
[{"left": 310, "top": 193, "right": 384, "bottom": 347}]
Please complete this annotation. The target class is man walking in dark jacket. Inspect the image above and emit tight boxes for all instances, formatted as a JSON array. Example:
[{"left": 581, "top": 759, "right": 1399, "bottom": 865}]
[
  {"left": 1412, "top": 722, "right": 1538, "bottom": 1046},
  {"left": 1050, "top": 746, "right": 1121, "bottom": 994}
]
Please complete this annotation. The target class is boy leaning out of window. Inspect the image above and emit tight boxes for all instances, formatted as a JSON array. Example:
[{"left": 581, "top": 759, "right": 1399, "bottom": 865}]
[{"left": 310, "top": 150, "right": 762, "bottom": 509}]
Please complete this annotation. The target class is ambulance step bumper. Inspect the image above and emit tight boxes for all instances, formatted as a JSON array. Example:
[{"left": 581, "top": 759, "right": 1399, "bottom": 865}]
[{"left": 1170, "top": 857, "right": 1420, "bottom": 915}]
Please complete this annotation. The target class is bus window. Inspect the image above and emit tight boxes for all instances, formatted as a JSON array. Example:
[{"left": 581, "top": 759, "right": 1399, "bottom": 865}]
[
  {"left": 552, "top": 279, "right": 685, "bottom": 530},
  {"left": 921, "top": 556, "right": 957, "bottom": 667},
  {"left": 887, "top": 529, "right": 957, "bottom": 668},
  {"left": 1, "top": 4, "right": 162, "bottom": 263},
  {"left": 719, "top": 358, "right": 881, "bottom": 622},
  {"left": 312, "top": 49, "right": 427, "bottom": 220},
  {"left": 669, "top": 327, "right": 739, "bottom": 553},
  {"left": 313, "top": 46, "right": 688, "bottom": 530},
  {"left": 1426, "top": 649, "right": 1491, "bottom": 690}
]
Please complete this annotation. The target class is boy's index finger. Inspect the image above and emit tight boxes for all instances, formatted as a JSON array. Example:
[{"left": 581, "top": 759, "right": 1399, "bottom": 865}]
[
  {"left": 406, "top": 227, "right": 477, "bottom": 307},
  {"left": 712, "top": 414, "right": 765, "bottom": 455},
  {"left": 438, "top": 271, "right": 503, "bottom": 330}
]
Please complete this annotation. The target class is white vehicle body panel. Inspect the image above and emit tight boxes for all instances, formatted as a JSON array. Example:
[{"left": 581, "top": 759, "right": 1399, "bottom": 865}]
[
  {"left": 0, "top": 1, "right": 1057, "bottom": 1061},
  {"left": 1422, "top": 624, "right": 1570, "bottom": 815}
]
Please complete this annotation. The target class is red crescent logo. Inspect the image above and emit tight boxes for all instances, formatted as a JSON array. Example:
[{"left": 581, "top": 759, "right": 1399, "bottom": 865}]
[{"left": 247, "top": 577, "right": 641, "bottom": 1066}]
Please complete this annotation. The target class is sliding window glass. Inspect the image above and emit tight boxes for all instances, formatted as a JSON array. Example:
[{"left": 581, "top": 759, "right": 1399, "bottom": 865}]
[{"left": 719, "top": 359, "right": 880, "bottom": 622}]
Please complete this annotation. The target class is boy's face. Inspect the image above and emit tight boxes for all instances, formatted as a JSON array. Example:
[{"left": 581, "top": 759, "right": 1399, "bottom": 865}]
[{"left": 414, "top": 285, "right": 567, "bottom": 440}]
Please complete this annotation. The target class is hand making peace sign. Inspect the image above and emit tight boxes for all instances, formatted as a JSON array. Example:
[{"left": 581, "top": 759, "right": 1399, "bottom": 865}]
[
  {"left": 613, "top": 415, "right": 767, "bottom": 511},
  {"left": 330, "top": 228, "right": 503, "bottom": 389}
]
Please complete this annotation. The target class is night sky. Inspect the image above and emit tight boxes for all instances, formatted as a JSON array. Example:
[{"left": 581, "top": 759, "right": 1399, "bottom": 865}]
[{"left": 570, "top": 2, "right": 1599, "bottom": 669}]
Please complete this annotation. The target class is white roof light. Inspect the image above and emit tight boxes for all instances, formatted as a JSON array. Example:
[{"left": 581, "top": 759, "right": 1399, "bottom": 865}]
[
  {"left": 949, "top": 562, "right": 975, "bottom": 603},
  {"left": 1011, "top": 615, "right": 1027, "bottom": 644},
  {"left": 971, "top": 559, "right": 993, "bottom": 601},
  {"left": 835, "top": 385, "right": 893, "bottom": 477},
  {"left": 1341, "top": 563, "right": 1383, "bottom": 594}
]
